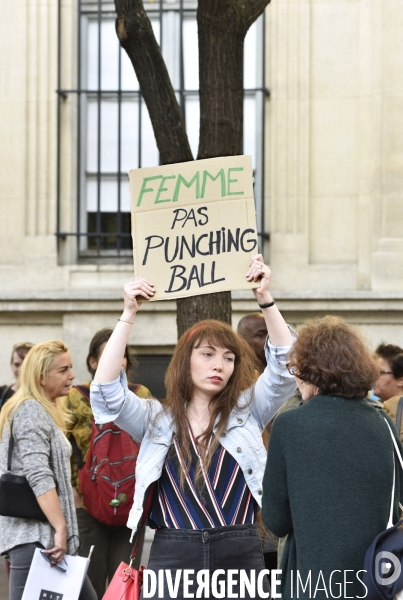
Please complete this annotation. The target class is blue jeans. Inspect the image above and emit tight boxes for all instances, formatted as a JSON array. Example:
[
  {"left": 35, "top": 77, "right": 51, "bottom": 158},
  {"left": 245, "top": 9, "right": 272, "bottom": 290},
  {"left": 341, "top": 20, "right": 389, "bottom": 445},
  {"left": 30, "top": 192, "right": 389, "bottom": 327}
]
[
  {"left": 8, "top": 542, "right": 97, "bottom": 600},
  {"left": 141, "top": 524, "right": 270, "bottom": 600}
]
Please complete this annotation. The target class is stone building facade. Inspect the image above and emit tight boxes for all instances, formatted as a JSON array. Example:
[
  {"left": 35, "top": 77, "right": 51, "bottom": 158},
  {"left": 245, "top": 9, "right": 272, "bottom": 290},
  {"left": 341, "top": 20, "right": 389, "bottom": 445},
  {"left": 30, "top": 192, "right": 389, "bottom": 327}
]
[{"left": 0, "top": 0, "right": 402, "bottom": 387}]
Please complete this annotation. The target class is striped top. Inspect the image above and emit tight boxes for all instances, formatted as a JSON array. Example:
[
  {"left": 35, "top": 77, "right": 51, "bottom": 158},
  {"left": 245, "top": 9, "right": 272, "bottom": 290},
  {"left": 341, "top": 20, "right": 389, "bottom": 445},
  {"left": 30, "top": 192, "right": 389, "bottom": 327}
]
[{"left": 148, "top": 427, "right": 257, "bottom": 529}]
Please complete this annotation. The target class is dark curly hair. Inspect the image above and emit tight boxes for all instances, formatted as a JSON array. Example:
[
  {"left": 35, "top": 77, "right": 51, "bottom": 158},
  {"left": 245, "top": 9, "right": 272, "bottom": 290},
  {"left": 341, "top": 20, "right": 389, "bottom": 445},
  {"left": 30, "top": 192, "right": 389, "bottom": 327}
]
[
  {"left": 288, "top": 316, "right": 378, "bottom": 399},
  {"left": 375, "top": 343, "right": 403, "bottom": 379}
]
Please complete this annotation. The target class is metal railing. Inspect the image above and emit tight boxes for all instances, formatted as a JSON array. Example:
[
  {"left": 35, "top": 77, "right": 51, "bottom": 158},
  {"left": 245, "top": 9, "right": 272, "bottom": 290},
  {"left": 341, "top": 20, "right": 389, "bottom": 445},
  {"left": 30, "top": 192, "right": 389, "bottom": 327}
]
[{"left": 56, "top": 0, "right": 269, "bottom": 261}]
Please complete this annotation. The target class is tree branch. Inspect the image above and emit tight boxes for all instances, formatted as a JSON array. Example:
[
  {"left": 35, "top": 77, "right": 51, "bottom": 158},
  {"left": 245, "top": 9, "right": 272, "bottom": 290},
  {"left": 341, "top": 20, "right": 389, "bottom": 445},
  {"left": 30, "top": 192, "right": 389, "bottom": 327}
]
[
  {"left": 114, "top": 0, "right": 193, "bottom": 165},
  {"left": 198, "top": 0, "right": 271, "bottom": 34},
  {"left": 244, "top": 0, "right": 271, "bottom": 31}
]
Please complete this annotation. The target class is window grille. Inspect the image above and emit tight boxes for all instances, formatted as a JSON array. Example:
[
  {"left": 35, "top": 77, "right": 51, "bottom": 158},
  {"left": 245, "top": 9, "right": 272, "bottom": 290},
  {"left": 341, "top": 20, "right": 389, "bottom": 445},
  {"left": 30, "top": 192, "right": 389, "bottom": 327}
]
[
  {"left": 56, "top": 0, "right": 269, "bottom": 261},
  {"left": 129, "top": 354, "right": 172, "bottom": 399}
]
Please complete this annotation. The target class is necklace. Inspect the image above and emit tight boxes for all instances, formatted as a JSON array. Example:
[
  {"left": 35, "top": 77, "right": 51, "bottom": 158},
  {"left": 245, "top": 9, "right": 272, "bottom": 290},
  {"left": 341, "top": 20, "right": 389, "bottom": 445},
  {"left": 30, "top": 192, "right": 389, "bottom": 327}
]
[{"left": 187, "top": 408, "right": 210, "bottom": 433}]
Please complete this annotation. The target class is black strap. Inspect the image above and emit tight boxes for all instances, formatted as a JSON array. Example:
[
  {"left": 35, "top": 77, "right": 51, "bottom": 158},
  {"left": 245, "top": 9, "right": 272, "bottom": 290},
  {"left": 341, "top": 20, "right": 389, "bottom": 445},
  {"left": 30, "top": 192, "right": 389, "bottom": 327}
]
[
  {"left": 7, "top": 425, "right": 14, "bottom": 472},
  {"left": 0, "top": 386, "right": 12, "bottom": 410},
  {"left": 69, "top": 433, "right": 83, "bottom": 470},
  {"left": 396, "top": 397, "right": 403, "bottom": 434},
  {"left": 130, "top": 482, "right": 156, "bottom": 562},
  {"left": 73, "top": 384, "right": 90, "bottom": 402}
]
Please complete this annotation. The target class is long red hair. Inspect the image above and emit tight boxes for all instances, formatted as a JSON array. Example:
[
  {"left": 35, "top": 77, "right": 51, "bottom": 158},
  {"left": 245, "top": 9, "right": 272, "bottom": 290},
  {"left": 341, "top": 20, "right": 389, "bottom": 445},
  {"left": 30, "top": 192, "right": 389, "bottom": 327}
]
[{"left": 164, "top": 319, "right": 258, "bottom": 489}]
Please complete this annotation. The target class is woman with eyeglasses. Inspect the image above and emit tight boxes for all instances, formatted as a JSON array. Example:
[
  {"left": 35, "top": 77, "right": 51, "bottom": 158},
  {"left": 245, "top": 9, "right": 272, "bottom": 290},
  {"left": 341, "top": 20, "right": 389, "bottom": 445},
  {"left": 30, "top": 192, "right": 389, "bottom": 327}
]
[
  {"left": 261, "top": 316, "right": 403, "bottom": 600},
  {"left": 90, "top": 254, "right": 296, "bottom": 599},
  {"left": 374, "top": 343, "right": 403, "bottom": 445},
  {"left": 373, "top": 343, "right": 403, "bottom": 403},
  {"left": 0, "top": 341, "right": 97, "bottom": 600}
]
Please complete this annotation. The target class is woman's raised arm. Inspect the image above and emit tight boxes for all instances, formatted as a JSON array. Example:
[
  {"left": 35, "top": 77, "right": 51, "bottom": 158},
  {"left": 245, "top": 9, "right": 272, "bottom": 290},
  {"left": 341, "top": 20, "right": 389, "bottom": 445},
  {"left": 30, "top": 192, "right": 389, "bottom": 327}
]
[
  {"left": 93, "top": 278, "right": 154, "bottom": 384},
  {"left": 246, "top": 254, "right": 293, "bottom": 348}
]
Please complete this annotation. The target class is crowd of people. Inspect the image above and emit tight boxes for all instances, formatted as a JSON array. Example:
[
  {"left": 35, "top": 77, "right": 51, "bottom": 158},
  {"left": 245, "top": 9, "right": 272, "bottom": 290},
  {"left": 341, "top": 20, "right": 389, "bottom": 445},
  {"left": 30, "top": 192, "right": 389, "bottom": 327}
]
[{"left": 0, "top": 253, "right": 402, "bottom": 599}]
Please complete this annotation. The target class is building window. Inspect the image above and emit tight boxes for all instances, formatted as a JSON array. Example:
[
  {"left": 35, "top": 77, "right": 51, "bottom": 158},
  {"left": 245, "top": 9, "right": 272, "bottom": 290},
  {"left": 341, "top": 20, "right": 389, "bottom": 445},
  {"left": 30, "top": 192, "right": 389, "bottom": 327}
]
[
  {"left": 57, "top": 0, "right": 268, "bottom": 261},
  {"left": 129, "top": 353, "right": 173, "bottom": 399}
]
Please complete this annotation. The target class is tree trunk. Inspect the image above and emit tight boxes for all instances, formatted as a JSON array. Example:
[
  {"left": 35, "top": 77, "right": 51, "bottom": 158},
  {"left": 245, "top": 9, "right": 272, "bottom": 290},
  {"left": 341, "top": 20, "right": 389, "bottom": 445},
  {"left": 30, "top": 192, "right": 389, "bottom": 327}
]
[
  {"left": 176, "top": 292, "right": 233, "bottom": 336},
  {"left": 177, "top": 0, "right": 270, "bottom": 336},
  {"left": 114, "top": 0, "right": 271, "bottom": 338},
  {"left": 114, "top": 0, "right": 192, "bottom": 165},
  {"left": 177, "top": 2, "right": 247, "bottom": 334},
  {"left": 197, "top": 1, "right": 246, "bottom": 159},
  {"left": 197, "top": 0, "right": 271, "bottom": 159}
]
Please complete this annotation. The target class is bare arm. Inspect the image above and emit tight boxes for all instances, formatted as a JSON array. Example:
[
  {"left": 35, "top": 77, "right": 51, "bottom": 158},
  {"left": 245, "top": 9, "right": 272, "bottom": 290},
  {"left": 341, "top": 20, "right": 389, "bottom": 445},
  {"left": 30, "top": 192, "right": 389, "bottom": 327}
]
[
  {"left": 93, "top": 278, "right": 154, "bottom": 384},
  {"left": 37, "top": 488, "right": 67, "bottom": 563},
  {"left": 246, "top": 254, "right": 293, "bottom": 347}
]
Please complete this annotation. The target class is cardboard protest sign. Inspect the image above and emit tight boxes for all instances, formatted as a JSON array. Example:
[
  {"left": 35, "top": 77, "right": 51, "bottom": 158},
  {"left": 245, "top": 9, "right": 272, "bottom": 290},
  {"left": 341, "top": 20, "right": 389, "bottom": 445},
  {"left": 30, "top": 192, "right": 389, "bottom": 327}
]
[{"left": 129, "top": 155, "right": 259, "bottom": 301}]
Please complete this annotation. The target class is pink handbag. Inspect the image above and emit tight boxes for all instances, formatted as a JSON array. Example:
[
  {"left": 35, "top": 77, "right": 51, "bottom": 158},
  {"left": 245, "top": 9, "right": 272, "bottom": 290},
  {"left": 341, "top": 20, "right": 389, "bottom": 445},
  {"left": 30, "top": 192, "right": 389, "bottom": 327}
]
[
  {"left": 102, "top": 562, "right": 144, "bottom": 600},
  {"left": 102, "top": 483, "right": 155, "bottom": 600}
]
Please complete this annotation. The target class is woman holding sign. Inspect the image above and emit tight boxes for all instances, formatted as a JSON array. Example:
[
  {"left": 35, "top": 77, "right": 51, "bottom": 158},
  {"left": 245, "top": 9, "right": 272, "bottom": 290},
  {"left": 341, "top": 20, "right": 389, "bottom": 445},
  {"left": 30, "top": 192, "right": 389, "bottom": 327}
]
[{"left": 90, "top": 254, "right": 295, "bottom": 599}]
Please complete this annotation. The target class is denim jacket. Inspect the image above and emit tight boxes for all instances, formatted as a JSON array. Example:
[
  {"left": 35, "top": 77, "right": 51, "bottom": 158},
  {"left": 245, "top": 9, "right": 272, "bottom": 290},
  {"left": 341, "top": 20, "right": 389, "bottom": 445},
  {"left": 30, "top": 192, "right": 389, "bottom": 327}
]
[{"left": 90, "top": 336, "right": 296, "bottom": 538}]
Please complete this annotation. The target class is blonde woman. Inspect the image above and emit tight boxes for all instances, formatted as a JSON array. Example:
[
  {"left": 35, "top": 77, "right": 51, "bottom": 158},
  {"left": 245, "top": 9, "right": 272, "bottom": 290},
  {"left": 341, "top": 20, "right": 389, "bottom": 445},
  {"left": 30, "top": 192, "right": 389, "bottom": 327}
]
[{"left": 0, "top": 341, "right": 97, "bottom": 600}]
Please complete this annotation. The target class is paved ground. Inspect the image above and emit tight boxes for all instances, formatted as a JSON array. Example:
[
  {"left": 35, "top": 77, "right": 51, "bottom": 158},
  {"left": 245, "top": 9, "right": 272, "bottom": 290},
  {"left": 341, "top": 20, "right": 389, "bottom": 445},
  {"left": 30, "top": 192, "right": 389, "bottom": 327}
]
[
  {"left": 0, "top": 560, "right": 8, "bottom": 600},
  {"left": 0, "top": 531, "right": 154, "bottom": 599}
]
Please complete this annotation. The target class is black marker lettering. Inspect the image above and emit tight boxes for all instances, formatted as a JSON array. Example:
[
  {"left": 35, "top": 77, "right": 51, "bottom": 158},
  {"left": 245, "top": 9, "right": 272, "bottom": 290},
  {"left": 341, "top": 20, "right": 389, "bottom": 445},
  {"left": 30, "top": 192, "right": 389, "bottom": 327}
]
[
  {"left": 211, "top": 260, "right": 225, "bottom": 284},
  {"left": 195, "top": 233, "right": 209, "bottom": 256},
  {"left": 227, "top": 228, "right": 240, "bottom": 252},
  {"left": 182, "top": 208, "right": 198, "bottom": 228},
  {"left": 197, "top": 207, "right": 209, "bottom": 226},
  {"left": 165, "top": 265, "right": 187, "bottom": 293},
  {"left": 171, "top": 209, "right": 188, "bottom": 230},
  {"left": 179, "top": 235, "right": 196, "bottom": 260},
  {"left": 240, "top": 229, "right": 258, "bottom": 253},
  {"left": 200, "top": 261, "right": 225, "bottom": 287},
  {"left": 208, "top": 230, "right": 221, "bottom": 255},
  {"left": 186, "top": 265, "right": 202, "bottom": 290},
  {"left": 164, "top": 237, "right": 179, "bottom": 263},
  {"left": 142, "top": 235, "right": 164, "bottom": 265}
]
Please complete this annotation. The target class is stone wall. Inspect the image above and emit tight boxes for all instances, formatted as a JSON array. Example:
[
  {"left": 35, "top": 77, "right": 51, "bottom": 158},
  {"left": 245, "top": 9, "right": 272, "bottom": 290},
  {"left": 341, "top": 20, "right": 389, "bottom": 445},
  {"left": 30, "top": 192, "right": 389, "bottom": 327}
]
[
  {"left": 0, "top": 0, "right": 402, "bottom": 385},
  {"left": 265, "top": 0, "right": 403, "bottom": 293}
]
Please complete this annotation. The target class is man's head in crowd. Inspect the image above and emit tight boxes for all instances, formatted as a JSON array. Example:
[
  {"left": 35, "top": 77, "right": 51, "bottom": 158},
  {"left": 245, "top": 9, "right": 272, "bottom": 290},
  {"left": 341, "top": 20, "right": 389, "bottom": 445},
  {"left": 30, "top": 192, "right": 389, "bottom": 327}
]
[{"left": 237, "top": 313, "right": 268, "bottom": 373}]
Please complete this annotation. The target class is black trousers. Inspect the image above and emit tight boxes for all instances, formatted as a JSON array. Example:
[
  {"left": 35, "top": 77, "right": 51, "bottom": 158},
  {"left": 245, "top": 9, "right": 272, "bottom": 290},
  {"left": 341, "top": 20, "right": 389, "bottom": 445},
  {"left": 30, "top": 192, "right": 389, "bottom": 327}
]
[{"left": 141, "top": 524, "right": 270, "bottom": 599}]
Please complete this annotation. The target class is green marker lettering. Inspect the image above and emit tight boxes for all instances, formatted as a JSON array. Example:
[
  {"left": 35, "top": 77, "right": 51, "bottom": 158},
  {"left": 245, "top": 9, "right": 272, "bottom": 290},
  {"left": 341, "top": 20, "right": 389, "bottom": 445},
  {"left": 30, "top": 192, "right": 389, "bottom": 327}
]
[
  {"left": 172, "top": 173, "right": 200, "bottom": 203},
  {"left": 227, "top": 168, "right": 244, "bottom": 196},
  {"left": 136, "top": 175, "right": 163, "bottom": 206},
  {"left": 155, "top": 175, "right": 176, "bottom": 204},
  {"left": 201, "top": 169, "right": 226, "bottom": 198}
]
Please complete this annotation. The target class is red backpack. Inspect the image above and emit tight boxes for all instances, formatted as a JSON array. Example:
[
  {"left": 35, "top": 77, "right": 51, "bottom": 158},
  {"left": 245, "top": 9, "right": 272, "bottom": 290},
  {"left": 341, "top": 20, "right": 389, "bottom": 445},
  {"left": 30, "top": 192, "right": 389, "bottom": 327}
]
[{"left": 72, "top": 384, "right": 140, "bottom": 526}]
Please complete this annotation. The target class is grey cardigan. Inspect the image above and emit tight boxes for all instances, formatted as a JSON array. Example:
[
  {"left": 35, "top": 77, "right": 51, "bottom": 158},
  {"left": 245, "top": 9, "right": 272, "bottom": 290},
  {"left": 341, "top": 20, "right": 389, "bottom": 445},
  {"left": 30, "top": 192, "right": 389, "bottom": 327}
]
[{"left": 0, "top": 399, "right": 79, "bottom": 555}]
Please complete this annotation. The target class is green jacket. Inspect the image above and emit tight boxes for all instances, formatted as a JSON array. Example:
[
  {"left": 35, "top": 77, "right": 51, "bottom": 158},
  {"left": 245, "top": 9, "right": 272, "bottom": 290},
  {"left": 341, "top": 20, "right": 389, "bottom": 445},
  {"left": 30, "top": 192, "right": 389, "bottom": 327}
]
[{"left": 262, "top": 394, "right": 403, "bottom": 600}]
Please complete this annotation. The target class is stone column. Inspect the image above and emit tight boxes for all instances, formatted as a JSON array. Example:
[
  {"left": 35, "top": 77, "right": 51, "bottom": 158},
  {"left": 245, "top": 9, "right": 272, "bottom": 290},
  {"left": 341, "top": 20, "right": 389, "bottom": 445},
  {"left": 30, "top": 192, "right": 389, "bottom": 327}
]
[{"left": 371, "top": 0, "right": 403, "bottom": 291}]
